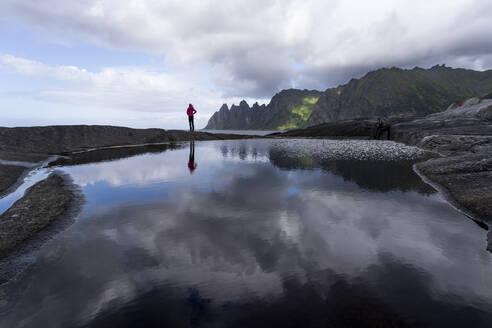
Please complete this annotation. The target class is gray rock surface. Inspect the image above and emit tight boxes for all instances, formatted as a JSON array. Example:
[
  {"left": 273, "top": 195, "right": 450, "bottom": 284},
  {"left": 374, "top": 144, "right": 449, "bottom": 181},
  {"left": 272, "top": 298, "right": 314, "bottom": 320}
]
[
  {"left": 391, "top": 98, "right": 492, "bottom": 145},
  {"left": 0, "top": 165, "right": 28, "bottom": 196},
  {"left": 415, "top": 153, "right": 492, "bottom": 219},
  {"left": 393, "top": 98, "right": 492, "bottom": 234},
  {"left": 0, "top": 174, "right": 76, "bottom": 256}
]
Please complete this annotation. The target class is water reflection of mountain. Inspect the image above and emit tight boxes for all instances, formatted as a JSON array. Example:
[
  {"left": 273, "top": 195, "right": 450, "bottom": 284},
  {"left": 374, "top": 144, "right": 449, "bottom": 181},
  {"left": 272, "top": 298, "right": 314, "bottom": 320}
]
[
  {"left": 49, "top": 143, "right": 183, "bottom": 167},
  {"left": 322, "top": 160, "right": 435, "bottom": 194},
  {"left": 268, "top": 149, "right": 435, "bottom": 194}
]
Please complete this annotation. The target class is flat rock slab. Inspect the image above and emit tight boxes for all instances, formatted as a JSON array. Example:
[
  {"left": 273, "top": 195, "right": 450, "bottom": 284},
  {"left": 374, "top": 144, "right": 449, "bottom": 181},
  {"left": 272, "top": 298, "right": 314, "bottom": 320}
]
[
  {"left": 0, "top": 164, "right": 28, "bottom": 195},
  {"left": 418, "top": 135, "right": 492, "bottom": 156},
  {"left": 0, "top": 125, "right": 254, "bottom": 157},
  {"left": 0, "top": 174, "right": 75, "bottom": 256},
  {"left": 416, "top": 154, "right": 492, "bottom": 223},
  {"left": 415, "top": 134, "right": 492, "bottom": 225},
  {"left": 416, "top": 152, "right": 492, "bottom": 252},
  {"left": 0, "top": 151, "right": 48, "bottom": 163}
]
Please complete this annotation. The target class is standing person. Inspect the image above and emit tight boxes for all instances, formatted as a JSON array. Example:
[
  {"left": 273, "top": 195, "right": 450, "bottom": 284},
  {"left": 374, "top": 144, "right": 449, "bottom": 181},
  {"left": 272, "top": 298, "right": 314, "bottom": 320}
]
[
  {"left": 375, "top": 118, "right": 383, "bottom": 139},
  {"left": 375, "top": 117, "right": 391, "bottom": 140},
  {"left": 187, "top": 104, "right": 197, "bottom": 132}
]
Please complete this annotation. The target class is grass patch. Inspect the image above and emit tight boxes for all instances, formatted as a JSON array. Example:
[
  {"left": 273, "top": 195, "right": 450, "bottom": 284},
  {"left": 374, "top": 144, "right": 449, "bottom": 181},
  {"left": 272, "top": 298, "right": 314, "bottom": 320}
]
[{"left": 277, "top": 97, "right": 319, "bottom": 130}]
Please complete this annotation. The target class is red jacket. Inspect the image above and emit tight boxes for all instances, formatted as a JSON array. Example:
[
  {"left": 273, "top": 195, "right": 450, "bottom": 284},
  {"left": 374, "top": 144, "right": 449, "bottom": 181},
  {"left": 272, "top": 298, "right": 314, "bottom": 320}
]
[{"left": 187, "top": 105, "right": 197, "bottom": 116}]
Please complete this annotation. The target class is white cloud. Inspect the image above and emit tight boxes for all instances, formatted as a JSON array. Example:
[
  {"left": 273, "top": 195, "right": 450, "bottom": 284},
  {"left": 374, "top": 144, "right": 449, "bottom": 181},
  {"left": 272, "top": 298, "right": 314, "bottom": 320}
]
[
  {"left": 2, "top": 0, "right": 492, "bottom": 97},
  {"left": 0, "top": 53, "right": 193, "bottom": 106},
  {"left": 0, "top": 53, "right": 268, "bottom": 128},
  {"left": 1, "top": 0, "right": 492, "bottom": 128}
]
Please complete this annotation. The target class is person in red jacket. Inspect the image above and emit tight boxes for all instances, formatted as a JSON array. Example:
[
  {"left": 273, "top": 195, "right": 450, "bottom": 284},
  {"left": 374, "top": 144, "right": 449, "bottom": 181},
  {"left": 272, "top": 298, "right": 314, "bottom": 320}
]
[{"left": 187, "top": 104, "right": 197, "bottom": 132}]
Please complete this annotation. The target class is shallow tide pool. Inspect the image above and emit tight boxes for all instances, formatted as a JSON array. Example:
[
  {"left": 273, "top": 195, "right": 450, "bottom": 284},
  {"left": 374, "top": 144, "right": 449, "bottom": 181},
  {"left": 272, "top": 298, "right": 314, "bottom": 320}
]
[{"left": 1, "top": 139, "right": 491, "bottom": 327}]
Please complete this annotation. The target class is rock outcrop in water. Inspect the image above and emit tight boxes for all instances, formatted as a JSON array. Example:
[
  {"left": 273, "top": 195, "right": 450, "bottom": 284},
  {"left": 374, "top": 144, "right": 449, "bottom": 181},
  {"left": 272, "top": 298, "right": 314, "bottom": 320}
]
[{"left": 398, "top": 97, "right": 492, "bottom": 231}]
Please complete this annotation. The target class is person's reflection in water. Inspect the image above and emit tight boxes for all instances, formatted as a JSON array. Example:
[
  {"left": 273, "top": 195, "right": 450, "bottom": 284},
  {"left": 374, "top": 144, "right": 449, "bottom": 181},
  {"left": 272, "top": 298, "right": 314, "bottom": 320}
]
[{"left": 188, "top": 141, "right": 197, "bottom": 174}]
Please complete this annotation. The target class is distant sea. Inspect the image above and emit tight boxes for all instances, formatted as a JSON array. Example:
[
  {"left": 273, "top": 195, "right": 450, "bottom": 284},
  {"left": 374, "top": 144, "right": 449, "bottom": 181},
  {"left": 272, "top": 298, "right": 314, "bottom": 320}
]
[{"left": 201, "top": 129, "right": 280, "bottom": 136}]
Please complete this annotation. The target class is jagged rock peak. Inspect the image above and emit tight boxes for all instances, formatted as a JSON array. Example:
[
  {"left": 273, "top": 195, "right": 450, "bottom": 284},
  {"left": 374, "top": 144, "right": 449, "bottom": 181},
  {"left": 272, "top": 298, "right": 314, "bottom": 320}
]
[
  {"left": 219, "top": 104, "right": 229, "bottom": 111},
  {"left": 239, "top": 100, "right": 250, "bottom": 108}
]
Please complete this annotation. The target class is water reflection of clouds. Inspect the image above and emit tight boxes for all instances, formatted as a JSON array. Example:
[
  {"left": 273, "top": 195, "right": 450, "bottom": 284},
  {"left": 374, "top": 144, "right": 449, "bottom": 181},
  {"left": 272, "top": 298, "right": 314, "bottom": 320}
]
[
  {"left": 62, "top": 141, "right": 271, "bottom": 188},
  {"left": 1, "top": 140, "right": 491, "bottom": 327}
]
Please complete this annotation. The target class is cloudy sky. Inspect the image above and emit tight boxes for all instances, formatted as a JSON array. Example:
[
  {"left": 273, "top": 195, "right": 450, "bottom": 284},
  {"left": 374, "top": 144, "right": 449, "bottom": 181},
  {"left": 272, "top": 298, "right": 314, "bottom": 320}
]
[{"left": 1, "top": 0, "right": 492, "bottom": 129}]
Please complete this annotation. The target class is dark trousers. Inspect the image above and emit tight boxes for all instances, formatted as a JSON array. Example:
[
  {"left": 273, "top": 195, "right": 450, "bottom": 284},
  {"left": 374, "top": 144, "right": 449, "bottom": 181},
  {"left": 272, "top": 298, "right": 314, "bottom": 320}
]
[{"left": 188, "top": 116, "right": 194, "bottom": 132}]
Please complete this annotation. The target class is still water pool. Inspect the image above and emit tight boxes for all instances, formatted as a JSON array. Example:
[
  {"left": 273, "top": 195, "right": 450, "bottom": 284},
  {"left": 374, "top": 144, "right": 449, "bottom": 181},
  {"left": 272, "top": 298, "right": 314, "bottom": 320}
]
[{"left": 1, "top": 139, "right": 491, "bottom": 327}]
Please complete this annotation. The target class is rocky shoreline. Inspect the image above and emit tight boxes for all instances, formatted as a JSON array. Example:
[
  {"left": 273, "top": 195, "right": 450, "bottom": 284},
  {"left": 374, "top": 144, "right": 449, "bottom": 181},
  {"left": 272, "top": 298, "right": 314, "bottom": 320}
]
[{"left": 0, "top": 173, "right": 79, "bottom": 258}]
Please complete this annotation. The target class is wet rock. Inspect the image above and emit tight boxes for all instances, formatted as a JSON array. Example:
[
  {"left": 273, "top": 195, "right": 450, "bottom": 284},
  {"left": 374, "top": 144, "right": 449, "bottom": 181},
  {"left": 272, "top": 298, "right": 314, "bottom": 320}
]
[
  {"left": 397, "top": 99, "right": 492, "bottom": 226},
  {"left": 415, "top": 153, "right": 492, "bottom": 221},
  {"left": 0, "top": 174, "right": 76, "bottom": 256},
  {"left": 0, "top": 164, "right": 28, "bottom": 195}
]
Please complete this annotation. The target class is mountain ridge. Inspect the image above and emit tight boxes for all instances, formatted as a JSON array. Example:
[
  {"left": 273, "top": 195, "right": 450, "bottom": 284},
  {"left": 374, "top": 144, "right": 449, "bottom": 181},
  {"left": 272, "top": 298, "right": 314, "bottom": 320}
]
[
  {"left": 308, "top": 65, "right": 492, "bottom": 125},
  {"left": 205, "top": 89, "right": 322, "bottom": 130},
  {"left": 205, "top": 65, "right": 492, "bottom": 130}
]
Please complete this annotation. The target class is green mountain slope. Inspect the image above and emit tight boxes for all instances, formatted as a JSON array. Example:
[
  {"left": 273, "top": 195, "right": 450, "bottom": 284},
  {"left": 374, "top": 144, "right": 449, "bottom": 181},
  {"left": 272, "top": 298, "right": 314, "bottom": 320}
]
[
  {"left": 307, "top": 65, "right": 492, "bottom": 125},
  {"left": 204, "top": 89, "right": 322, "bottom": 130}
]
